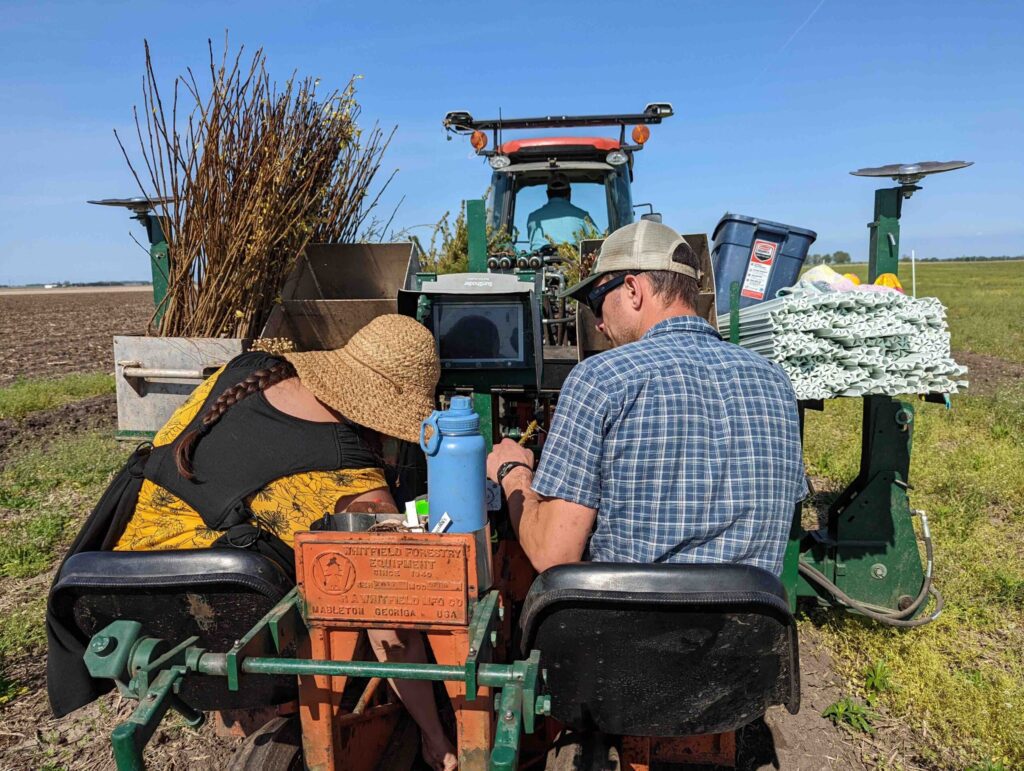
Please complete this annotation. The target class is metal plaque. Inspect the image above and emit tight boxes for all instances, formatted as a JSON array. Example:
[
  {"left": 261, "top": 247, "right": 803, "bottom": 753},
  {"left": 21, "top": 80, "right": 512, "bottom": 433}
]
[{"left": 296, "top": 532, "right": 471, "bottom": 627}]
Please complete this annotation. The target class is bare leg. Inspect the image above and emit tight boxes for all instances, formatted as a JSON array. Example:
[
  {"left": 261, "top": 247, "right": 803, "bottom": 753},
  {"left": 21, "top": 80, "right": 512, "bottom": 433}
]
[{"left": 368, "top": 629, "right": 457, "bottom": 771}]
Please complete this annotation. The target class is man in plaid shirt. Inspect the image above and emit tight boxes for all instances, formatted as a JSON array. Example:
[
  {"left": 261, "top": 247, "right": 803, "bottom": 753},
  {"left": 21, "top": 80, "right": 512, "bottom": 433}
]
[{"left": 486, "top": 220, "right": 806, "bottom": 575}]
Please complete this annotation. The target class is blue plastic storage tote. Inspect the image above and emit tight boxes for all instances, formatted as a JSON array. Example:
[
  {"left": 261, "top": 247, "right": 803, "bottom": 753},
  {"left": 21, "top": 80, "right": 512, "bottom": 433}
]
[{"left": 711, "top": 213, "right": 817, "bottom": 311}]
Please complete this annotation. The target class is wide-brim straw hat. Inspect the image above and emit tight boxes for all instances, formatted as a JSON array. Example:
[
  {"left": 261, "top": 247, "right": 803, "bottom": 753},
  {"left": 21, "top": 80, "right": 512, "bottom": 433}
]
[{"left": 284, "top": 314, "right": 440, "bottom": 444}]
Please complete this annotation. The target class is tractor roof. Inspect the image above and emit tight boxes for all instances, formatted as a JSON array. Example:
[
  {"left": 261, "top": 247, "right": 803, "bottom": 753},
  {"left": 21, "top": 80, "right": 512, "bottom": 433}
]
[
  {"left": 443, "top": 104, "right": 673, "bottom": 163},
  {"left": 499, "top": 136, "right": 620, "bottom": 162}
]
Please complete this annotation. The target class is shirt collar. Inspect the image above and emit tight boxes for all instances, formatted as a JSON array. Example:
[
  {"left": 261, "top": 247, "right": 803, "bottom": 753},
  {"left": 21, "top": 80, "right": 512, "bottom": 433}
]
[{"left": 642, "top": 314, "right": 722, "bottom": 341}]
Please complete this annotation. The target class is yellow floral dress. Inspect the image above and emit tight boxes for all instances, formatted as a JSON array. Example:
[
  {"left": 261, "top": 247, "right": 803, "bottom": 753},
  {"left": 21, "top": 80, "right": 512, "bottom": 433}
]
[{"left": 114, "top": 367, "right": 387, "bottom": 552}]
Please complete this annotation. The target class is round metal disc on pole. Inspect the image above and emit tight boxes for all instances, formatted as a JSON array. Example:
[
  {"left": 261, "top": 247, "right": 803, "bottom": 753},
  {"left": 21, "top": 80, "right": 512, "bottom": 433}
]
[
  {"left": 849, "top": 161, "right": 973, "bottom": 186},
  {"left": 87, "top": 196, "right": 176, "bottom": 214}
]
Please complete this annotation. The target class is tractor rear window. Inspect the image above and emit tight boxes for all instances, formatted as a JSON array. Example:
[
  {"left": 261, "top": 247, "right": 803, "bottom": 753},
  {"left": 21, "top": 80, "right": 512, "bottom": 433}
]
[{"left": 510, "top": 181, "right": 609, "bottom": 249}]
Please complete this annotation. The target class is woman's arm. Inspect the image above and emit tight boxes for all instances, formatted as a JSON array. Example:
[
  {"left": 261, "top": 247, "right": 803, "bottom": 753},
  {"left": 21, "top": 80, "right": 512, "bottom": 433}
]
[{"left": 335, "top": 485, "right": 399, "bottom": 514}]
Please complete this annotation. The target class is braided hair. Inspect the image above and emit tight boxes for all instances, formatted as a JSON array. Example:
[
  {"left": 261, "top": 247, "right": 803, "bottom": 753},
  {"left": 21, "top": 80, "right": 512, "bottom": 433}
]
[{"left": 174, "top": 359, "right": 297, "bottom": 480}]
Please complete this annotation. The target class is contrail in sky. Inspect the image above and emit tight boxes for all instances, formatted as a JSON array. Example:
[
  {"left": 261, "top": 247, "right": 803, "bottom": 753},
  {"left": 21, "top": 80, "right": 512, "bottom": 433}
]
[
  {"left": 777, "top": 0, "right": 829, "bottom": 56},
  {"left": 754, "top": 0, "right": 829, "bottom": 84}
]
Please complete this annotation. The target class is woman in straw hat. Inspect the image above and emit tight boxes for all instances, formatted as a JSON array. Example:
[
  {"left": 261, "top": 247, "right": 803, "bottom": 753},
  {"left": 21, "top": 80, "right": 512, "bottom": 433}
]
[{"left": 105, "top": 314, "right": 456, "bottom": 770}]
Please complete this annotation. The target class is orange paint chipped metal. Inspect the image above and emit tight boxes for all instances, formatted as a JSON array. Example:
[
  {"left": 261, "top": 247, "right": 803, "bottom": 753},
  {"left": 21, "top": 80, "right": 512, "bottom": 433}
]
[{"left": 296, "top": 531, "right": 472, "bottom": 627}]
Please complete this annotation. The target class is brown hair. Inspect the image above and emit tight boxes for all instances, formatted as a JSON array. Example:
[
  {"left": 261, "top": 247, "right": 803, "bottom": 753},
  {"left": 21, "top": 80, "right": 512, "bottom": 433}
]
[
  {"left": 643, "top": 241, "right": 701, "bottom": 309},
  {"left": 174, "top": 360, "right": 297, "bottom": 479}
]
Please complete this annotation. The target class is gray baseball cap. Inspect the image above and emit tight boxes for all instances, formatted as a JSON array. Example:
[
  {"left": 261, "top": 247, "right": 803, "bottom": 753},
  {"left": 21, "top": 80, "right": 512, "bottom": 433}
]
[{"left": 561, "top": 220, "right": 702, "bottom": 301}]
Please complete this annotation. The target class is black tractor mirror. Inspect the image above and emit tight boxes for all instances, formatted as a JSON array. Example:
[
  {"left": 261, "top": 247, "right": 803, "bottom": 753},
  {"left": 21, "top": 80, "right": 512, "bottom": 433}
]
[{"left": 633, "top": 203, "right": 662, "bottom": 223}]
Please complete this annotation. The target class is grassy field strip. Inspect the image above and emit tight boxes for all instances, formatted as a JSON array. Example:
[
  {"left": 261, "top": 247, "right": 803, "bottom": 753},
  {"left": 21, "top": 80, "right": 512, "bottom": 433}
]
[
  {"left": 802, "top": 261, "right": 1024, "bottom": 768},
  {"left": 805, "top": 386, "right": 1024, "bottom": 768},
  {"left": 0, "top": 373, "right": 115, "bottom": 420},
  {"left": 0, "top": 428, "right": 122, "bottom": 706},
  {"left": 0, "top": 431, "right": 122, "bottom": 576}
]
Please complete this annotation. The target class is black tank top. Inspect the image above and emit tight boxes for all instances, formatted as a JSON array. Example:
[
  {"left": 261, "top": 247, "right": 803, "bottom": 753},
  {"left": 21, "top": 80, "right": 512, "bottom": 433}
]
[{"left": 144, "top": 352, "right": 380, "bottom": 532}]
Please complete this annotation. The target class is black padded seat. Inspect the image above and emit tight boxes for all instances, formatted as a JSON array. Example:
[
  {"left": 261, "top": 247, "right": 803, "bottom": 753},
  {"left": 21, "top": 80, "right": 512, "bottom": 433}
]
[
  {"left": 51, "top": 549, "right": 298, "bottom": 710},
  {"left": 520, "top": 563, "right": 799, "bottom": 737}
]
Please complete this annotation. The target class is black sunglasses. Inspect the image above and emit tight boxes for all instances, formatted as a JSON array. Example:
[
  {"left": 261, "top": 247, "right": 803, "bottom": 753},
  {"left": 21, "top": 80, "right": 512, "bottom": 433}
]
[{"left": 585, "top": 273, "right": 638, "bottom": 317}]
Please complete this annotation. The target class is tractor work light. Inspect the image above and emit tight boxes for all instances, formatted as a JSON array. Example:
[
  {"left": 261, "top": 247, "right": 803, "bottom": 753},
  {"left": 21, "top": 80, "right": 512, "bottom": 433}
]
[
  {"left": 488, "top": 154, "right": 511, "bottom": 169},
  {"left": 605, "top": 150, "right": 629, "bottom": 166},
  {"left": 631, "top": 125, "right": 651, "bottom": 145},
  {"left": 470, "top": 130, "right": 488, "bottom": 151}
]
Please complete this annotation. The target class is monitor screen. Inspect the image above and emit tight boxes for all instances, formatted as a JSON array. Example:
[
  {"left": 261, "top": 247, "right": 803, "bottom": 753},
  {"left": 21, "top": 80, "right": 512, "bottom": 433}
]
[{"left": 435, "top": 302, "right": 525, "bottom": 365}]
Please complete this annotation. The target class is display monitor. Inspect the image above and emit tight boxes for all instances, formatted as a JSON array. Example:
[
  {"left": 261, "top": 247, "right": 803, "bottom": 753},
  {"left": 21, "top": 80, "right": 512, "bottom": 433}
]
[{"left": 434, "top": 302, "right": 525, "bottom": 366}]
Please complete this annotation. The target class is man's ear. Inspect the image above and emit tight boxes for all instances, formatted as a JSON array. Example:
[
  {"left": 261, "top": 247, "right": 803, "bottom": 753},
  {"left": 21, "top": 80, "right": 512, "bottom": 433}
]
[{"left": 626, "top": 274, "right": 645, "bottom": 310}]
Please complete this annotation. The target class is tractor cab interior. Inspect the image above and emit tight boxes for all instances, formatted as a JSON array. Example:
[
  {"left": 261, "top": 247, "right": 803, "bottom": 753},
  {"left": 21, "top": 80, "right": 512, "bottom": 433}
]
[{"left": 489, "top": 161, "right": 634, "bottom": 249}]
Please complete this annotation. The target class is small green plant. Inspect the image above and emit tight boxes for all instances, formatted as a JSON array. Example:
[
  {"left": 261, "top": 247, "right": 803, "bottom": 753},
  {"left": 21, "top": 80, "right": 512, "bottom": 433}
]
[
  {"left": 864, "top": 658, "right": 893, "bottom": 695},
  {"left": 967, "top": 759, "right": 1011, "bottom": 771},
  {"left": 0, "top": 673, "right": 28, "bottom": 706},
  {"left": 823, "top": 697, "right": 875, "bottom": 734}
]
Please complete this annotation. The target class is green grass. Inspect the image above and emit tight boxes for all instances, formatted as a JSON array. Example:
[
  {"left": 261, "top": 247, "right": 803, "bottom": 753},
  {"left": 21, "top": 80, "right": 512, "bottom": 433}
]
[
  {"left": 804, "top": 381, "right": 1024, "bottom": 767},
  {"left": 798, "top": 261, "right": 1024, "bottom": 766},
  {"left": 0, "top": 592, "right": 48, "bottom": 708},
  {"left": 0, "top": 428, "right": 121, "bottom": 710},
  {"left": 0, "top": 597, "right": 47, "bottom": 659},
  {"left": 0, "top": 372, "right": 115, "bottom": 420},
  {"left": 0, "top": 430, "right": 122, "bottom": 577},
  {"left": 835, "top": 261, "right": 1024, "bottom": 364}
]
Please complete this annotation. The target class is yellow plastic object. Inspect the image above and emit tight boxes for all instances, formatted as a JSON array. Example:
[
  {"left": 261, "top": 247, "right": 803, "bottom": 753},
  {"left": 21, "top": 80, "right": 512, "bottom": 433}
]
[
  {"left": 843, "top": 273, "right": 862, "bottom": 285},
  {"left": 874, "top": 273, "right": 904, "bottom": 292}
]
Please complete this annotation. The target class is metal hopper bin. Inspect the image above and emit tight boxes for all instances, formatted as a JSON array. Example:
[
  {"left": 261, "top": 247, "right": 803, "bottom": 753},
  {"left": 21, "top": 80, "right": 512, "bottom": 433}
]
[{"left": 261, "top": 242, "right": 423, "bottom": 350}]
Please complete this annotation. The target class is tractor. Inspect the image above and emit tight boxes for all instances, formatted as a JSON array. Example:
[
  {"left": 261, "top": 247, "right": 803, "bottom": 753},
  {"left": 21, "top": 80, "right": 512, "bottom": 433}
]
[{"left": 52, "top": 103, "right": 950, "bottom": 770}]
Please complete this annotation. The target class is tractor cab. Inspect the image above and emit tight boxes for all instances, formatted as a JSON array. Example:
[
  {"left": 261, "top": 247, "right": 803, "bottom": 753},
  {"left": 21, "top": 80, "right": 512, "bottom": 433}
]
[
  {"left": 444, "top": 104, "right": 673, "bottom": 251},
  {"left": 488, "top": 141, "right": 632, "bottom": 249}
]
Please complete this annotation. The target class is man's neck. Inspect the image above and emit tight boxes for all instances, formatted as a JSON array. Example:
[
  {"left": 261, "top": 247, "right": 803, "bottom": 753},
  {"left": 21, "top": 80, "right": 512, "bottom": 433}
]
[{"left": 636, "top": 304, "right": 696, "bottom": 338}]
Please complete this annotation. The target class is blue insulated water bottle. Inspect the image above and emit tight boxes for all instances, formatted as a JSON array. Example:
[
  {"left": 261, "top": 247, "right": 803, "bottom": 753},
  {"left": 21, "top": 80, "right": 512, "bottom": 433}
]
[{"left": 419, "top": 396, "right": 487, "bottom": 534}]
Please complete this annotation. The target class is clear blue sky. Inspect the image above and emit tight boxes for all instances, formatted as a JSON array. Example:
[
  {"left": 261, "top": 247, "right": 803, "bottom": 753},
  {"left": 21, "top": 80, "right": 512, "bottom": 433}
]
[{"left": 1, "top": 0, "right": 1021, "bottom": 284}]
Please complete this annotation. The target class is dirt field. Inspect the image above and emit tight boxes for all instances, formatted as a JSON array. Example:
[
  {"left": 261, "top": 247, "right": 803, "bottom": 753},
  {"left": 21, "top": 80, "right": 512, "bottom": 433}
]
[{"left": 0, "top": 288, "right": 153, "bottom": 386}]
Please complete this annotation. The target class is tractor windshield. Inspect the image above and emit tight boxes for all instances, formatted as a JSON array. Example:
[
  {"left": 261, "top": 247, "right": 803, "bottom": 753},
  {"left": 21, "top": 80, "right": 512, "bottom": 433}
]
[{"left": 489, "top": 163, "right": 633, "bottom": 250}]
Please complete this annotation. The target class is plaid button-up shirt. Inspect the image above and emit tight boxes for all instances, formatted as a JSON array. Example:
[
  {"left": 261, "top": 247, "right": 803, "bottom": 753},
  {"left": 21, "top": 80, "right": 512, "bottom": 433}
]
[{"left": 532, "top": 315, "right": 806, "bottom": 575}]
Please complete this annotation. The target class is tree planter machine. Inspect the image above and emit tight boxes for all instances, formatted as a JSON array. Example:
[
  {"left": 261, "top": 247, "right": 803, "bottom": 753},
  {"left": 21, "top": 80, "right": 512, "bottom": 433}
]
[{"left": 60, "top": 109, "right": 962, "bottom": 769}]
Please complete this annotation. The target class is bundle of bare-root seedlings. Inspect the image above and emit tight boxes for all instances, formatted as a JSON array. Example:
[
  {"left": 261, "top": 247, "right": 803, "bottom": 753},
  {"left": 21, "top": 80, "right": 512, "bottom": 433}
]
[{"left": 118, "top": 38, "right": 394, "bottom": 337}]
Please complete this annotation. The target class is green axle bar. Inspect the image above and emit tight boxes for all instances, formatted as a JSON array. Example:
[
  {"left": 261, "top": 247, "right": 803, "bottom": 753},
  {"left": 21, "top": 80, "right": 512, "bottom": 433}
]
[
  {"left": 88, "top": 589, "right": 544, "bottom": 771},
  {"left": 202, "top": 654, "right": 523, "bottom": 689}
]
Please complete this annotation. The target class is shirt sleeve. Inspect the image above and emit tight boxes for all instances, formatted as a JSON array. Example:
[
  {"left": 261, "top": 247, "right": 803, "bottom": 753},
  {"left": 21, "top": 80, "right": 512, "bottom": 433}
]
[{"left": 531, "top": 364, "right": 609, "bottom": 508}]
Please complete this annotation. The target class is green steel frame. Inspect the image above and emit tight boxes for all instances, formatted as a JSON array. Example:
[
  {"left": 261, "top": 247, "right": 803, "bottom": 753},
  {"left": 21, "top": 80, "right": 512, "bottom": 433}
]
[
  {"left": 84, "top": 589, "right": 547, "bottom": 771},
  {"left": 129, "top": 209, "right": 170, "bottom": 328},
  {"left": 782, "top": 184, "right": 928, "bottom": 612}
]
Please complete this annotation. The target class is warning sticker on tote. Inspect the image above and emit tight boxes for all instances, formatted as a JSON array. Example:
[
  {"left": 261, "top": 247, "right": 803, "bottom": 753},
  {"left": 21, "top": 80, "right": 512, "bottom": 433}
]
[{"left": 740, "top": 239, "right": 778, "bottom": 300}]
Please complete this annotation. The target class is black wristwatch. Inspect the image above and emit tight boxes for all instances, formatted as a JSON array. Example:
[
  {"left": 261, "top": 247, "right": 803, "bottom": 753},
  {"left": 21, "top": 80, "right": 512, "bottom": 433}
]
[{"left": 497, "top": 461, "right": 533, "bottom": 485}]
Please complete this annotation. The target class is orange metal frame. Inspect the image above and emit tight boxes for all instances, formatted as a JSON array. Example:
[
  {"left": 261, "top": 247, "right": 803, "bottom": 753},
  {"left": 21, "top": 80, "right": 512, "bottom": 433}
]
[
  {"left": 620, "top": 733, "right": 737, "bottom": 770},
  {"left": 294, "top": 530, "right": 491, "bottom": 771},
  {"left": 291, "top": 529, "right": 740, "bottom": 770}
]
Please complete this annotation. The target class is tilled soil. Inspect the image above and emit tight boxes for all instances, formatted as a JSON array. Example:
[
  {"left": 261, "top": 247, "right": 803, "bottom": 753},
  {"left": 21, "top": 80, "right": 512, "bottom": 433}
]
[
  {"left": 0, "top": 394, "right": 117, "bottom": 472},
  {"left": 952, "top": 349, "right": 1024, "bottom": 397},
  {"left": 0, "top": 289, "right": 153, "bottom": 386}
]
